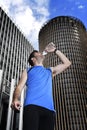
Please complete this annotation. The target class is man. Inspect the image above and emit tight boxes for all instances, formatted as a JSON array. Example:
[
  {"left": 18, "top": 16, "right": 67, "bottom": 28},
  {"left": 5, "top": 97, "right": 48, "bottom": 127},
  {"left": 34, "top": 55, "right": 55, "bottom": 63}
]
[{"left": 11, "top": 43, "right": 71, "bottom": 130}]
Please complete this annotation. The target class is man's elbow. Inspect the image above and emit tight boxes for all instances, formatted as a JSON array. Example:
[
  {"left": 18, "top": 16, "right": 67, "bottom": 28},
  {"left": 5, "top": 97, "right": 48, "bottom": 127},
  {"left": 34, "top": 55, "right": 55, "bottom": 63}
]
[{"left": 66, "top": 61, "right": 72, "bottom": 68}]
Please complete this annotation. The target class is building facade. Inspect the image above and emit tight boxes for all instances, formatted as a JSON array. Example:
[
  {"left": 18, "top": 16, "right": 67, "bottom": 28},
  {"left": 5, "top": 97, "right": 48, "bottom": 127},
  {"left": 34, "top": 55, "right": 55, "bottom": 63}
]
[
  {"left": 39, "top": 16, "right": 87, "bottom": 130},
  {"left": 0, "top": 7, "right": 34, "bottom": 130}
]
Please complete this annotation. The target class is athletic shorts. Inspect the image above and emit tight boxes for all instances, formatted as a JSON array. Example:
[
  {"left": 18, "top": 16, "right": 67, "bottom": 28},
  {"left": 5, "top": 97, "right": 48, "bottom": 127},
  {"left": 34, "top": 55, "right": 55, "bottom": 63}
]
[{"left": 23, "top": 104, "right": 56, "bottom": 130}]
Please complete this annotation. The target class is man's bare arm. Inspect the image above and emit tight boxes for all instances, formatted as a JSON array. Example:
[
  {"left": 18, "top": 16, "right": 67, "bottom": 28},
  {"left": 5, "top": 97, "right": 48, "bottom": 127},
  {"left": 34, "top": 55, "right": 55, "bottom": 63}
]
[
  {"left": 11, "top": 69, "right": 27, "bottom": 110},
  {"left": 51, "top": 50, "right": 71, "bottom": 77}
]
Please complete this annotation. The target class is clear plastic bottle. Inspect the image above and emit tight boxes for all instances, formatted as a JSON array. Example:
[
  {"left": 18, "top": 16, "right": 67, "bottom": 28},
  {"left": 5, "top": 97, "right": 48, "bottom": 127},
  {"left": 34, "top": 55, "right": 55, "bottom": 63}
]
[{"left": 42, "top": 42, "right": 56, "bottom": 55}]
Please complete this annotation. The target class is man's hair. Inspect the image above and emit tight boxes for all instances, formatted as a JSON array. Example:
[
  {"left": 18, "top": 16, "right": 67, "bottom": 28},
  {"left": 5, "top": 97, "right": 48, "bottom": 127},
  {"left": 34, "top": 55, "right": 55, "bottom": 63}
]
[{"left": 28, "top": 50, "right": 38, "bottom": 66}]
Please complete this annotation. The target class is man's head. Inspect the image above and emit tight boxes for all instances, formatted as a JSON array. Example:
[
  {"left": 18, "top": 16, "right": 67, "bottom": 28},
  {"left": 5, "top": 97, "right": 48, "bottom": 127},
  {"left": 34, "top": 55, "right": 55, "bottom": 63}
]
[{"left": 28, "top": 50, "right": 45, "bottom": 66}]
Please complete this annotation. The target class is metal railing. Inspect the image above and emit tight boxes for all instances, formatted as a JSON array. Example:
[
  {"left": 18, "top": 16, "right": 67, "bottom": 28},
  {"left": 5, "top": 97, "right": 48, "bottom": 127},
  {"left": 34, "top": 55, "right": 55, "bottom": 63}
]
[{"left": 0, "top": 70, "right": 24, "bottom": 130}]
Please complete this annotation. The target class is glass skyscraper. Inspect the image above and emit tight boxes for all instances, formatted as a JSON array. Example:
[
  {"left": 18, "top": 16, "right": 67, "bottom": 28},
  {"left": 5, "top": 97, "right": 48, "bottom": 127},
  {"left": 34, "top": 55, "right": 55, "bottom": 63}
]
[{"left": 39, "top": 16, "right": 87, "bottom": 130}]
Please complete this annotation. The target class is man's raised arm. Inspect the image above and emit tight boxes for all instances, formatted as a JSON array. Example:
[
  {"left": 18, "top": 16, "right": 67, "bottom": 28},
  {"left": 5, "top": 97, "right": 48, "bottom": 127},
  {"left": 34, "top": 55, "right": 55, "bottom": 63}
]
[{"left": 51, "top": 50, "right": 71, "bottom": 77}]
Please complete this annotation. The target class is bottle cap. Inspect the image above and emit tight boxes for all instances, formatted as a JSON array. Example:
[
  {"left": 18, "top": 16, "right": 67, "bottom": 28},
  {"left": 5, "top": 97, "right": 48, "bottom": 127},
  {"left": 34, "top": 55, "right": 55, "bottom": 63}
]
[{"left": 42, "top": 51, "right": 47, "bottom": 55}]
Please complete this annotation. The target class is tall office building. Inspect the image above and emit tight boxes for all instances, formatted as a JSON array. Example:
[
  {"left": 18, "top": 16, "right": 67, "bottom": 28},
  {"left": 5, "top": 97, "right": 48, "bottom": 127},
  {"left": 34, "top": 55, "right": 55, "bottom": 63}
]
[
  {"left": 39, "top": 16, "right": 87, "bottom": 130},
  {"left": 0, "top": 7, "right": 34, "bottom": 130}
]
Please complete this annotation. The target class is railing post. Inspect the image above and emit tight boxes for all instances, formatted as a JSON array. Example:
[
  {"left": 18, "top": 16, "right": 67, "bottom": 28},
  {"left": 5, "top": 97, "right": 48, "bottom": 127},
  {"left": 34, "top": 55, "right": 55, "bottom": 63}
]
[
  {"left": 0, "top": 69, "right": 3, "bottom": 123},
  {"left": 0, "top": 69, "right": 3, "bottom": 87},
  {"left": 19, "top": 88, "right": 25, "bottom": 130},
  {"left": 6, "top": 79, "right": 15, "bottom": 130},
  {"left": 0, "top": 69, "right": 3, "bottom": 102}
]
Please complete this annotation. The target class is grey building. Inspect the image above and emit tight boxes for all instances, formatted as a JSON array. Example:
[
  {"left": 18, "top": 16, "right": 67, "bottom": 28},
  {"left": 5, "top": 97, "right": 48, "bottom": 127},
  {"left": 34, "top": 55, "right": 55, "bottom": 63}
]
[
  {"left": 0, "top": 7, "right": 34, "bottom": 130},
  {"left": 39, "top": 16, "right": 87, "bottom": 130}
]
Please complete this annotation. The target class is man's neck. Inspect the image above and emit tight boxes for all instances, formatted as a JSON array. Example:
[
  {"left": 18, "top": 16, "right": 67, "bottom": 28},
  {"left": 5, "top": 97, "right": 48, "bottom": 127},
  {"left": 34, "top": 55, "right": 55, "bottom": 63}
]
[{"left": 34, "top": 63, "right": 43, "bottom": 66}]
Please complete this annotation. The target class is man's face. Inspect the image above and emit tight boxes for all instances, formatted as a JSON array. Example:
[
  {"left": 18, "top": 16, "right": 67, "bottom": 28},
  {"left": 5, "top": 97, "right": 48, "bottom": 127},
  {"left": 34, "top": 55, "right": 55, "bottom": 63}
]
[{"left": 34, "top": 52, "right": 45, "bottom": 63}]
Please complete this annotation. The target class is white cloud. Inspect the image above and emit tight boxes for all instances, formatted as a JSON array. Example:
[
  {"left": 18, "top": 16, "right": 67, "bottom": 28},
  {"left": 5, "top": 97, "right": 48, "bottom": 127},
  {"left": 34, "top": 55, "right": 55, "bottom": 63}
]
[
  {"left": 11, "top": 0, "right": 23, "bottom": 6},
  {"left": 78, "top": 5, "right": 84, "bottom": 9},
  {"left": 0, "top": 0, "right": 50, "bottom": 49},
  {"left": 0, "top": 0, "right": 10, "bottom": 12},
  {"left": 75, "top": 1, "right": 85, "bottom": 10}
]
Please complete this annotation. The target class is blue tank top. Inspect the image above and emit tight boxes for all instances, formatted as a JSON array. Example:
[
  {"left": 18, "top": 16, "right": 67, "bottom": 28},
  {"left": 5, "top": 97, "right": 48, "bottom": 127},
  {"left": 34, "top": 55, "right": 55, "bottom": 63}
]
[{"left": 24, "top": 66, "right": 54, "bottom": 111}]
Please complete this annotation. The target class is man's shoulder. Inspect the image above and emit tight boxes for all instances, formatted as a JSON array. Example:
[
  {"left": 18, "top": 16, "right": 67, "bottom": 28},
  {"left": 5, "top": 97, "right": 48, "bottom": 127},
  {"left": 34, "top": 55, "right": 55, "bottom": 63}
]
[{"left": 46, "top": 67, "right": 52, "bottom": 72}]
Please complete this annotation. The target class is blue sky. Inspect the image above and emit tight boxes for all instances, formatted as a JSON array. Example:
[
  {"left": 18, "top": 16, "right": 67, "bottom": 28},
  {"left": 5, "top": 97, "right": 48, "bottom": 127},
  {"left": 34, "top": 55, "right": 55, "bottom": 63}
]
[
  {"left": 49, "top": 0, "right": 87, "bottom": 28},
  {"left": 0, "top": 0, "right": 87, "bottom": 49}
]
